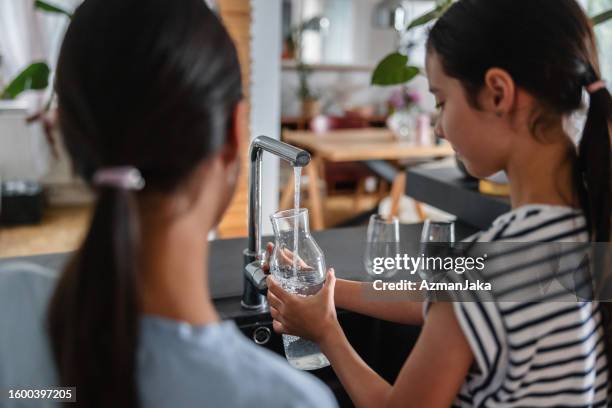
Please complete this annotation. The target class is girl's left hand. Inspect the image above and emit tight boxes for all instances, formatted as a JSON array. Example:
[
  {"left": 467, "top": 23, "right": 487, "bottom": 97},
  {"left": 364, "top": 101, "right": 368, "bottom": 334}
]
[{"left": 267, "top": 269, "right": 340, "bottom": 345}]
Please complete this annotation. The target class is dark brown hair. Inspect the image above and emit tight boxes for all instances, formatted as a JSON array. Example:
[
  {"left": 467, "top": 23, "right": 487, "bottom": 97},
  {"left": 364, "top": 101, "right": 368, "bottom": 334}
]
[
  {"left": 47, "top": 0, "right": 242, "bottom": 406},
  {"left": 428, "top": 0, "right": 611, "bottom": 381}
]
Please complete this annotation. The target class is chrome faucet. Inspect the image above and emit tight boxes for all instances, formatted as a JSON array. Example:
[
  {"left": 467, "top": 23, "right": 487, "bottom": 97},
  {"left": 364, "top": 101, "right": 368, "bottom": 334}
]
[{"left": 241, "top": 136, "right": 311, "bottom": 310}]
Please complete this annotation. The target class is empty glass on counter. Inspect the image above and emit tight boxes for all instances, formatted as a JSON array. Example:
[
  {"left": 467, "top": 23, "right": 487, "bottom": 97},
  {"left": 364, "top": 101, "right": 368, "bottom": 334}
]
[
  {"left": 269, "top": 208, "right": 330, "bottom": 371},
  {"left": 419, "top": 220, "right": 455, "bottom": 281},
  {"left": 364, "top": 214, "right": 400, "bottom": 278}
]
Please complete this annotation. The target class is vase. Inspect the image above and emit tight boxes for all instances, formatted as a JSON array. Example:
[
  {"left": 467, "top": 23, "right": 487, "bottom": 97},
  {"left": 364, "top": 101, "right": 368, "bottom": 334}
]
[
  {"left": 301, "top": 98, "right": 320, "bottom": 120},
  {"left": 386, "top": 108, "right": 417, "bottom": 144}
]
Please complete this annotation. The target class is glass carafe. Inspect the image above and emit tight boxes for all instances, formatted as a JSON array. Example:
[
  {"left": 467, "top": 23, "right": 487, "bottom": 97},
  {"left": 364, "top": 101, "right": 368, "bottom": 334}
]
[{"left": 269, "top": 208, "right": 330, "bottom": 370}]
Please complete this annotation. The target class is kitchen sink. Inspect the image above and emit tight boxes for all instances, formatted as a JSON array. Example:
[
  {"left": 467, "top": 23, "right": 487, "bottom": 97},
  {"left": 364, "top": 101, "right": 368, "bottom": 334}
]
[{"left": 235, "top": 311, "right": 421, "bottom": 407}]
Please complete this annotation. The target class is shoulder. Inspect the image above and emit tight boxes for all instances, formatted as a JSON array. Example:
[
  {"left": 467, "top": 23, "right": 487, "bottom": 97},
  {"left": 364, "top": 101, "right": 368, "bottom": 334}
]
[
  {"left": 450, "top": 206, "right": 601, "bottom": 405},
  {"left": 0, "top": 261, "right": 58, "bottom": 315},
  {"left": 468, "top": 205, "right": 586, "bottom": 243},
  {"left": 0, "top": 262, "right": 59, "bottom": 389},
  {"left": 233, "top": 338, "right": 337, "bottom": 407},
  {"left": 138, "top": 319, "right": 337, "bottom": 408}
]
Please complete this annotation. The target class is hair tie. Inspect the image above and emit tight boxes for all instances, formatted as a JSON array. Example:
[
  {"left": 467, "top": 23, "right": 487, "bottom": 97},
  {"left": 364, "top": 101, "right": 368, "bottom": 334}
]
[
  {"left": 92, "top": 166, "right": 145, "bottom": 191},
  {"left": 586, "top": 80, "right": 607, "bottom": 94}
]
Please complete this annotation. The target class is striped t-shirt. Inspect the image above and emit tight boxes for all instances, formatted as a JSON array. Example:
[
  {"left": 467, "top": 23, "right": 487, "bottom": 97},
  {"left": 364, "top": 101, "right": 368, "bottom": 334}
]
[{"left": 427, "top": 204, "right": 610, "bottom": 407}]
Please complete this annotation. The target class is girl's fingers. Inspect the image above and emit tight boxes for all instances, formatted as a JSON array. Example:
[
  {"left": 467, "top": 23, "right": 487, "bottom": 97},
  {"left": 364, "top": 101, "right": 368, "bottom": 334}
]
[
  {"left": 266, "top": 276, "right": 289, "bottom": 302},
  {"left": 276, "top": 246, "right": 312, "bottom": 270},
  {"left": 323, "top": 268, "right": 336, "bottom": 295},
  {"left": 282, "top": 247, "right": 312, "bottom": 269},
  {"left": 262, "top": 243, "right": 274, "bottom": 273},
  {"left": 267, "top": 290, "right": 283, "bottom": 310},
  {"left": 270, "top": 307, "right": 288, "bottom": 327},
  {"left": 280, "top": 248, "right": 294, "bottom": 265},
  {"left": 272, "top": 319, "right": 288, "bottom": 335}
]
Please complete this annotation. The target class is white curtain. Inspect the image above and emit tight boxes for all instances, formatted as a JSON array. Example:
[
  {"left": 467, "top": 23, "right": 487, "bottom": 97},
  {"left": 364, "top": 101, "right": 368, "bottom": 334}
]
[
  {"left": 0, "top": 0, "right": 78, "bottom": 181},
  {"left": 0, "top": 0, "right": 78, "bottom": 111}
]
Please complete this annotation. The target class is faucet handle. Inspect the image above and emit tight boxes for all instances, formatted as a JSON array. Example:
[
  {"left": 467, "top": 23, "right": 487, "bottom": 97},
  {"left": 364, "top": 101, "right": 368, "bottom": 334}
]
[{"left": 244, "top": 260, "right": 268, "bottom": 294}]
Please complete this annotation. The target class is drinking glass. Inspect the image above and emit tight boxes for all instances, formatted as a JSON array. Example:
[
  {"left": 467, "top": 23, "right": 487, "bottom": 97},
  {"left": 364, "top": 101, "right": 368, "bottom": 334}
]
[
  {"left": 419, "top": 220, "right": 455, "bottom": 281},
  {"left": 364, "top": 214, "right": 400, "bottom": 278}
]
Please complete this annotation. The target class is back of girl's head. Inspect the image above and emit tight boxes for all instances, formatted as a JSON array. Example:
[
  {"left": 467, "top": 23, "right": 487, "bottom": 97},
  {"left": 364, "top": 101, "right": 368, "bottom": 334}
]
[
  {"left": 57, "top": 0, "right": 242, "bottom": 188},
  {"left": 48, "top": 1, "right": 242, "bottom": 407},
  {"left": 427, "top": 0, "right": 611, "bottom": 242}
]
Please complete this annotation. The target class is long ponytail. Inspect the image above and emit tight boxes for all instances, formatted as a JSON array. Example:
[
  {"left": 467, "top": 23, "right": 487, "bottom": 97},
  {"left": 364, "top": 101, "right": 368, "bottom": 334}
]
[
  {"left": 47, "top": 188, "right": 141, "bottom": 407},
  {"left": 576, "top": 70, "right": 612, "bottom": 385},
  {"left": 577, "top": 70, "right": 612, "bottom": 243}
]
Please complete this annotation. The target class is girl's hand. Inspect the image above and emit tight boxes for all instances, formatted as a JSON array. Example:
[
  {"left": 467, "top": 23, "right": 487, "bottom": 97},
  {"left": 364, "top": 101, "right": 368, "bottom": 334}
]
[
  {"left": 261, "top": 242, "right": 310, "bottom": 273},
  {"left": 267, "top": 269, "right": 340, "bottom": 345}
]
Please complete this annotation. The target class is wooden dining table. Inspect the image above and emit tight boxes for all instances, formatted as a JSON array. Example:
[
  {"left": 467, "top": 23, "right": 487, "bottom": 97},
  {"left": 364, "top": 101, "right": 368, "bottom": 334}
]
[{"left": 281, "top": 127, "right": 455, "bottom": 230}]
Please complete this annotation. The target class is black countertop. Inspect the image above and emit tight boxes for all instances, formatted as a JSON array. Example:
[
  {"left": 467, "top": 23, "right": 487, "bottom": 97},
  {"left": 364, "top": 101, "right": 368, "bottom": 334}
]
[
  {"left": 0, "top": 223, "right": 477, "bottom": 321},
  {"left": 405, "top": 165, "right": 511, "bottom": 230}
]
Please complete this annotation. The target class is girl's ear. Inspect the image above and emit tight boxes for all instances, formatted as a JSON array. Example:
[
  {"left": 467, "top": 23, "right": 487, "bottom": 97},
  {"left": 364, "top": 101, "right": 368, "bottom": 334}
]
[
  {"left": 222, "top": 99, "right": 247, "bottom": 165},
  {"left": 483, "top": 68, "right": 516, "bottom": 117}
]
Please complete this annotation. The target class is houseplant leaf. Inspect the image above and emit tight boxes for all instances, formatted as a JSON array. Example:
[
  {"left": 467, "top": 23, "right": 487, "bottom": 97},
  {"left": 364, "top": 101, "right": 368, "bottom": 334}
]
[
  {"left": 407, "top": 0, "right": 454, "bottom": 30},
  {"left": 371, "top": 52, "right": 420, "bottom": 86},
  {"left": 592, "top": 9, "right": 612, "bottom": 25},
  {"left": 1, "top": 62, "right": 51, "bottom": 99},
  {"left": 34, "top": 0, "right": 72, "bottom": 17}
]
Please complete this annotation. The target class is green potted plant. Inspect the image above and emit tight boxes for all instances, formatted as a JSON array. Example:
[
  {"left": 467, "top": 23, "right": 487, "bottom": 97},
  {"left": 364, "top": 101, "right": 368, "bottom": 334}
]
[
  {"left": 1, "top": 1, "right": 72, "bottom": 158},
  {"left": 289, "top": 15, "right": 329, "bottom": 121},
  {"left": 296, "top": 62, "right": 321, "bottom": 119},
  {"left": 1, "top": 1, "right": 72, "bottom": 103}
]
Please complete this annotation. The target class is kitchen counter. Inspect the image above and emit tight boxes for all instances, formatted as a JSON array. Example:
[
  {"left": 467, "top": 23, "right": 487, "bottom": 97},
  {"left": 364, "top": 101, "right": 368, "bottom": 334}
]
[
  {"left": 0, "top": 223, "right": 477, "bottom": 321},
  {"left": 406, "top": 165, "right": 511, "bottom": 230}
]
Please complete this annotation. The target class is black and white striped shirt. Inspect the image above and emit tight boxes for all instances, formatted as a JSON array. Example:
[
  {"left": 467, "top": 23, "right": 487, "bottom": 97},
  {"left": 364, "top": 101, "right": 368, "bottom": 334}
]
[{"left": 427, "top": 205, "right": 609, "bottom": 407}]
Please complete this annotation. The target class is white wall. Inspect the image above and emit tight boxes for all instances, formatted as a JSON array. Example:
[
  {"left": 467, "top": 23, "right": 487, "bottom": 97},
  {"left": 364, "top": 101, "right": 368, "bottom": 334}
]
[
  {"left": 251, "top": 0, "right": 283, "bottom": 235},
  {"left": 281, "top": 0, "right": 438, "bottom": 118}
]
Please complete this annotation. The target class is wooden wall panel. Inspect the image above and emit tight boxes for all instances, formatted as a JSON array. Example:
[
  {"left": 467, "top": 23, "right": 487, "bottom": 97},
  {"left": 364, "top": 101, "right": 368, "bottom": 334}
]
[{"left": 216, "top": 0, "right": 251, "bottom": 238}]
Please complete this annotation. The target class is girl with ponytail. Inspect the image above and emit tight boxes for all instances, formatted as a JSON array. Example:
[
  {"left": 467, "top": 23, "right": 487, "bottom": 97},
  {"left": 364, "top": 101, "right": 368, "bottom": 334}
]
[
  {"left": 0, "top": 0, "right": 337, "bottom": 407},
  {"left": 268, "top": 0, "right": 612, "bottom": 406}
]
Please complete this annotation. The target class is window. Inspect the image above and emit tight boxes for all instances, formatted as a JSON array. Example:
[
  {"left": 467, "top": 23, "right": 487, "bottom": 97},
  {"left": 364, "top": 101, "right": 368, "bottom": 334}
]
[{"left": 587, "top": 0, "right": 612, "bottom": 79}]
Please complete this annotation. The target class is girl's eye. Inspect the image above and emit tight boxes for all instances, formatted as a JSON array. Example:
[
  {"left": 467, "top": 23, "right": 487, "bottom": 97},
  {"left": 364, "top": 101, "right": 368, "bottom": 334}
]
[{"left": 436, "top": 102, "right": 445, "bottom": 110}]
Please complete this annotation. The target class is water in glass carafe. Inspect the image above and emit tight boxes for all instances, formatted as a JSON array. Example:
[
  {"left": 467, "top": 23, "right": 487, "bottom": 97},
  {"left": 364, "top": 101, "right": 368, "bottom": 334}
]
[{"left": 269, "top": 208, "right": 330, "bottom": 371}]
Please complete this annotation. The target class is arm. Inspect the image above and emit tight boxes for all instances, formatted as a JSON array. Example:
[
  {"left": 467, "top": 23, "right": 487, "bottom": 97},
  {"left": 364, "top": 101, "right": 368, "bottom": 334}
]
[
  {"left": 263, "top": 244, "right": 423, "bottom": 325},
  {"left": 335, "top": 279, "right": 424, "bottom": 325},
  {"left": 319, "top": 302, "right": 472, "bottom": 408},
  {"left": 267, "top": 272, "right": 473, "bottom": 408}
]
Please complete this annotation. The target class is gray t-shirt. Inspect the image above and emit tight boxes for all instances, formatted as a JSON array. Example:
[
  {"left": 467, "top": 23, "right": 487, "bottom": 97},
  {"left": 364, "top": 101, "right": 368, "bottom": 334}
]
[{"left": 0, "top": 262, "right": 337, "bottom": 408}]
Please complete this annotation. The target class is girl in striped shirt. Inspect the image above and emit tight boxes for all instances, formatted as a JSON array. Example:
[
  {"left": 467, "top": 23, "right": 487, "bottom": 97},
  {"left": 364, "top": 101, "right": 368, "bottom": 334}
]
[{"left": 267, "top": 0, "right": 611, "bottom": 406}]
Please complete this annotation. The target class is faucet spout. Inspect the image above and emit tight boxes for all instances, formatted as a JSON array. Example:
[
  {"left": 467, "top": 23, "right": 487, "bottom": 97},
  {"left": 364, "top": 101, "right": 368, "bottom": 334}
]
[
  {"left": 250, "top": 135, "right": 311, "bottom": 168},
  {"left": 241, "top": 136, "right": 311, "bottom": 310}
]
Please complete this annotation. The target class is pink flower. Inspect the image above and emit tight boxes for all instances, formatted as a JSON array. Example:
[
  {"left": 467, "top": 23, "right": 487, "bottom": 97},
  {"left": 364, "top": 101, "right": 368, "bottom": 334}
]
[
  {"left": 388, "top": 87, "right": 421, "bottom": 111},
  {"left": 406, "top": 90, "right": 421, "bottom": 105},
  {"left": 389, "top": 88, "right": 406, "bottom": 109}
]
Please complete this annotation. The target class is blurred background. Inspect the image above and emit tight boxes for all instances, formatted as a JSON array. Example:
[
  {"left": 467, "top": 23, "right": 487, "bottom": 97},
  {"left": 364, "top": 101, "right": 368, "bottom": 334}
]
[{"left": 0, "top": 0, "right": 610, "bottom": 258}]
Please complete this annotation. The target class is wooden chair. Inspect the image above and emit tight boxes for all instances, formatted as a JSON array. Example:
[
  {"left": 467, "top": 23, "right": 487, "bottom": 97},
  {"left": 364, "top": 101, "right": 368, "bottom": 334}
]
[{"left": 308, "top": 113, "right": 379, "bottom": 211}]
